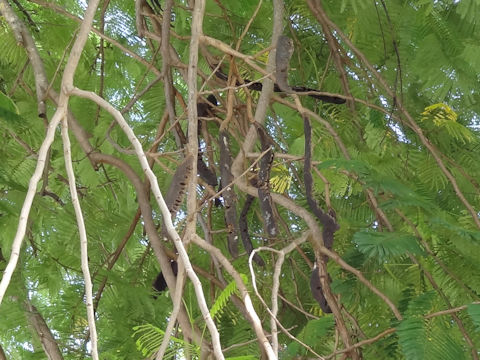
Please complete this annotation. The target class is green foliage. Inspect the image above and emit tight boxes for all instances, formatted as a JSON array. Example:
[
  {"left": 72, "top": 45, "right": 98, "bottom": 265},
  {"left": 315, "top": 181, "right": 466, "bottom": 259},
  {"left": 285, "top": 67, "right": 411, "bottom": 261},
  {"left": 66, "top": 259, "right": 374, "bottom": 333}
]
[
  {"left": 353, "top": 231, "right": 424, "bottom": 263},
  {"left": 282, "top": 317, "right": 335, "bottom": 358},
  {"left": 210, "top": 276, "right": 242, "bottom": 320},
  {"left": 270, "top": 163, "right": 292, "bottom": 193},
  {"left": 397, "top": 316, "right": 467, "bottom": 360},
  {"left": 133, "top": 323, "right": 200, "bottom": 358},
  {"left": 1, "top": 0, "right": 480, "bottom": 359},
  {"left": 467, "top": 303, "right": 480, "bottom": 332},
  {"left": 395, "top": 292, "right": 468, "bottom": 360},
  {"left": 397, "top": 317, "right": 427, "bottom": 359}
]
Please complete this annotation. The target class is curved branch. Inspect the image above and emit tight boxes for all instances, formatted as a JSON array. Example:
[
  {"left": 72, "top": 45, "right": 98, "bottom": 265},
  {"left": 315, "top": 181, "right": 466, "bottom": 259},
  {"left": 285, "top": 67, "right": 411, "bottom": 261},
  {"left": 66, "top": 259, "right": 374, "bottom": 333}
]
[
  {"left": 70, "top": 87, "right": 221, "bottom": 356},
  {"left": 192, "top": 234, "right": 276, "bottom": 359},
  {"left": 249, "top": 235, "right": 324, "bottom": 359}
]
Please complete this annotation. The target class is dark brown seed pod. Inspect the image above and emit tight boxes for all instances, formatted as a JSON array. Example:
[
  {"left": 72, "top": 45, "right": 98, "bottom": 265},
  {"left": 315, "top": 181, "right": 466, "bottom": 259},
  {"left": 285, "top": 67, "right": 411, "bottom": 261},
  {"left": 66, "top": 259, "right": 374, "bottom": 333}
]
[
  {"left": 219, "top": 130, "right": 238, "bottom": 257},
  {"left": 310, "top": 263, "right": 332, "bottom": 313},
  {"left": 164, "top": 155, "right": 194, "bottom": 217},
  {"left": 239, "top": 195, "right": 265, "bottom": 266},
  {"left": 255, "top": 124, "right": 277, "bottom": 237},
  {"left": 275, "top": 35, "right": 295, "bottom": 93}
]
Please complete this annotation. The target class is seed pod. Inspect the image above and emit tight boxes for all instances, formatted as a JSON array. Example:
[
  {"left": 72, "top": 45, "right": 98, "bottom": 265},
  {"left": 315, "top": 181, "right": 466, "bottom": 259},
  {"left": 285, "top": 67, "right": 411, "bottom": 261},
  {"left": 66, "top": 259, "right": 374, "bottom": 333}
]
[
  {"left": 255, "top": 124, "right": 277, "bottom": 237},
  {"left": 164, "top": 155, "right": 194, "bottom": 217},
  {"left": 197, "top": 155, "right": 218, "bottom": 186},
  {"left": 310, "top": 263, "right": 332, "bottom": 313},
  {"left": 239, "top": 195, "right": 265, "bottom": 266},
  {"left": 152, "top": 260, "right": 178, "bottom": 297},
  {"left": 219, "top": 131, "right": 238, "bottom": 257},
  {"left": 275, "top": 35, "right": 294, "bottom": 93}
]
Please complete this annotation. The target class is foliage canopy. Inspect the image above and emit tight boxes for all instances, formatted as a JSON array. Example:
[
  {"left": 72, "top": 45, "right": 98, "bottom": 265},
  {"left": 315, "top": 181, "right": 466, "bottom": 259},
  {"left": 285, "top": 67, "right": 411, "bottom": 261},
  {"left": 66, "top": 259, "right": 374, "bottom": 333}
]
[{"left": 0, "top": 0, "right": 480, "bottom": 359}]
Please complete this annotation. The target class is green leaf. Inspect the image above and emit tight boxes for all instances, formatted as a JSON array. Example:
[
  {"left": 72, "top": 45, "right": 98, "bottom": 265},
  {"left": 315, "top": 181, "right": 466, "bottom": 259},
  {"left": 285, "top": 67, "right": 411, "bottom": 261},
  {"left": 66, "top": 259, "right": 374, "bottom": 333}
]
[
  {"left": 467, "top": 303, "right": 480, "bottom": 332},
  {"left": 318, "top": 158, "right": 372, "bottom": 178},
  {"left": 0, "top": 91, "right": 27, "bottom": 131},
  {"left": 210, "top": 278, "right": 238, "bottom": 320},
  {"left": 284, "top": 317, "right": 335, "bottom": 356},
  {"left": 302, "top": 317, "right": 336, "bottom": 344},
  {"left": 132, "top": 323, "right": 200, "bottom": 358},
  {"left": 289, "top": 135, "right": 305, "bottom": 156},
  {"left": 353, "top": 231, "right": 424, "bottom": 262},
  {"left": 397, "top": 317, "right": 426, "bottom": 360}
]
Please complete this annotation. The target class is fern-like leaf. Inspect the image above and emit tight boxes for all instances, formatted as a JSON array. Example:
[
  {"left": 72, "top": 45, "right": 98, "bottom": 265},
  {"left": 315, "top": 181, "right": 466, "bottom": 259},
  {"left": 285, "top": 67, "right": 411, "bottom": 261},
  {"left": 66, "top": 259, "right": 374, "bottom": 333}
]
[
  {"left": 132, "top": 323, "right": 199, "bottom": 358},
  {"left": 354, "top": 231, "right": 424, "bottom": 262},
  {"left": 397, "top": 317, "right": 426, "bottom": 360},
  {"left": 467, "top": 303, "right": 480, "bottom": 332},
  {"left": 270, "top": 163, "right": 292, "bottom": 193},
  {"left": 211, "top": 274, "right": 247, "bottom": 320}
]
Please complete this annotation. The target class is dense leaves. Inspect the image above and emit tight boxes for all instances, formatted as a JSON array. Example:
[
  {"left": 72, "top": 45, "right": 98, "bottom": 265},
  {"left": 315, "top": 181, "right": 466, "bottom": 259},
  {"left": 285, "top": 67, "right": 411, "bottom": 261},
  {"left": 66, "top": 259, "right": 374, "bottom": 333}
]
[{"left": 0, "top": 0, "right": 480, "bottom": 359}]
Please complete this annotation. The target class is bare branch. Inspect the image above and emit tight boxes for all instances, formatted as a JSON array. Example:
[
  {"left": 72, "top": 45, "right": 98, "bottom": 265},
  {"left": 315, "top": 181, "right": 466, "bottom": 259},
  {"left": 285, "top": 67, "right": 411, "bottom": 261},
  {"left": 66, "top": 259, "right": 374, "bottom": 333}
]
[
  {"left": 192, "top": 234, "right": 276, "bottom": 359},
  {"left": 249, "top": 233, "right": 324, "bottom": 359},
  {"left": 0, "top": 0, "right": 101, "bottom": 305},
  {"left": 185, "top": 0, "right": 225, "bottom": 358},
  {"left": 24, "top": 300, "right": 64, "bottom": 360},
  {"left": 155, "top": 259, "right": 186, "bottom": 360},
  {"left": 61, "top": 116, "right": 99, "bottom": 359},
  {"left": 69, "top": 86, "right": 222, "bottom": 357}
]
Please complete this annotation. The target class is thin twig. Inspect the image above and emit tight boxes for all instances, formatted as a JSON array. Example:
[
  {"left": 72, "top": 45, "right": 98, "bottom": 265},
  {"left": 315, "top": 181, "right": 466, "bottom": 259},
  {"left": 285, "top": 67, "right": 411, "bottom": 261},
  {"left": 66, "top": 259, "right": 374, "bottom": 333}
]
[
  {"left": 249, "top": 233, "right": 324, "bottom": 359},
  {"left": 192, "top": 234, "right": 276, "bottom": 359},
  {"left": 156, "top": 259, "right": 186, "bottom": 359}
]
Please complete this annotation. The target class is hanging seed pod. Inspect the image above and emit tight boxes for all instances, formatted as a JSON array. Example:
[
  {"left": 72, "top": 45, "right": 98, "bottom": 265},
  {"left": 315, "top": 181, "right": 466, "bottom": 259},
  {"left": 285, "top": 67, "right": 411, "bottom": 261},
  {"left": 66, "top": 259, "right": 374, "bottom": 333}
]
[
  {"left": 239, "top": 195, "right": 265, "bottom": 266},
  {"left": 310, "top": 263, "right": 332, "bottom": 313},
  {"left": 255, "top": 123, "right": 277, "bottom": 237},
  {"left": 197, "top": 155, "right": 218, "bottom": 187},
  {"left": 219, "top": 130, "right": 238, "bottom": 257},
  {"left": 164, "top": 155, "right": 194, "bottom": 217},
  {"left": 275, "top": 35, "right": 294, "bottom": 93}
]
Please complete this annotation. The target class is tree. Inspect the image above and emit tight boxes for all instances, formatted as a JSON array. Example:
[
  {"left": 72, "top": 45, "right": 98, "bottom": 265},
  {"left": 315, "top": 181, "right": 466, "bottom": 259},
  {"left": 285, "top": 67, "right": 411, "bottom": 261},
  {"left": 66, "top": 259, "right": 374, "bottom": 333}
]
[{"left": 0, "top": 0, "right": 480, "bottom": 359}]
